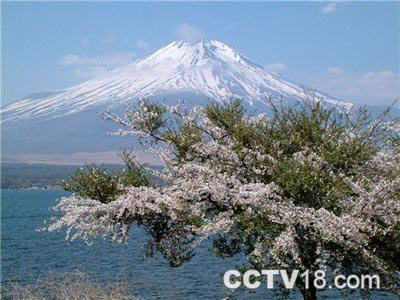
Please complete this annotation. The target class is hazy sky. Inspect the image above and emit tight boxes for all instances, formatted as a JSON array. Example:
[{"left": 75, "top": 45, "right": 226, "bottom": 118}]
[{"left": 2, "top": 1, "right": 399, "bottom": 106}]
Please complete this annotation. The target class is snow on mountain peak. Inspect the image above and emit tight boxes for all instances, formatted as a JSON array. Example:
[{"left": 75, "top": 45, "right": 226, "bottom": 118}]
[
  {"left": 1, "top": 40, "right": 353, "bottom": 123},
  {"left": 116, "top": 40, "right": 260, "bottom": 72}
]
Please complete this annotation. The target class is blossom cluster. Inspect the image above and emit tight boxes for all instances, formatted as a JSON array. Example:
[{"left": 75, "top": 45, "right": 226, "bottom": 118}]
[{"left": 46, "top": 100, "right": 400, "bottom": 292}]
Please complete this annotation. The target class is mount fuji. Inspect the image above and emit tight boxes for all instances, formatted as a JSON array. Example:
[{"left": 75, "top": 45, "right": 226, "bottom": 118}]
[
  {"left": 2, "top": 40, "right": 353, "bottom": 124},
  {"left": 0, "top": 40, "right": 363, "bottom": 159}
]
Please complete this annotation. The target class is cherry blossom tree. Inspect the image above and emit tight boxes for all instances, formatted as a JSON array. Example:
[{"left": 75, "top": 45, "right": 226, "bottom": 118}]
[{"left": 46, "top": 99, "right": 400, "bottom": 300}]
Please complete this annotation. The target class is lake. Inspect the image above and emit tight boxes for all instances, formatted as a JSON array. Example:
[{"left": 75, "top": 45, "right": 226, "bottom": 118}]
[{"left": 1, "top": 189, "right": 396, "bottom": 299}]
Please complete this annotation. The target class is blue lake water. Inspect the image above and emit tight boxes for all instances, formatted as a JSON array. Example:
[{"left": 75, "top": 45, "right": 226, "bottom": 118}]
[{"left": 1, "top": 189, "right": 396, "bottom": 299}]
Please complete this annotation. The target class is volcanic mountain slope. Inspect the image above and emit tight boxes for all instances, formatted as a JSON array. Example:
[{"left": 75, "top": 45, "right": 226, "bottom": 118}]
[
  {"left": 1, "top": 40, "right": 353, "bottom": 124},
  {"left": 1, "top": 40, "right": 356, "bottom": 155}
]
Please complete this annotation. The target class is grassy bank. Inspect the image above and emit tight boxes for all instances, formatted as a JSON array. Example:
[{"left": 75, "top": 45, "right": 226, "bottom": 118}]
[{"left": 1, "top": 271, "right": 136, "bottom": 300}]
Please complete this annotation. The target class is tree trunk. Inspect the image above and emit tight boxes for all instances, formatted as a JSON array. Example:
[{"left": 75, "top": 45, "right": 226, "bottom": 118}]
[
  {"left": 300, "top": 273, "right": 317, "bottom": 300},
  {"left": 301, "top": 287, "right": 317, "bottom": 300}
]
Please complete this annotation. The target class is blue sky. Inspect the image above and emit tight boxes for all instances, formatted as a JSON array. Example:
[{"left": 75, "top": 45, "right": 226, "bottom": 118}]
[{"left": 2, "top": 1, "right": 399, "bottom": 106}]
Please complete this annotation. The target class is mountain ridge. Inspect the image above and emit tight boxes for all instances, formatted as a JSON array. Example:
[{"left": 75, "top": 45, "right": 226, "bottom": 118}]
[
  {"left": 1, "top": 40, "right": 353, "bottom": 124},
  {"left": 5, "top": 39, "right": 395, "bottom": 157}
]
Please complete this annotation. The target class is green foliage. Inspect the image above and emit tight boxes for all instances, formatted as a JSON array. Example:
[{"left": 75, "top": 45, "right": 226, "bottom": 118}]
[
  {"left": 158, "top": 99, "right": 399, "bottom": 296},
  {"left": 162, "top": 124, "right": 203, "bottom": 162},
  {"left": 62, "top": 151, "right": 150, "bottom": 203},
  {"left": 61, "top": 165, "right": 122, "bottom": 204},
  {"left": 57, "top": 98, "right": 400, "bottom": 299},
  {"left": 205, "top": 99, "right": 245, "bottom": 130},
  {"left": 132, "top": 101, "right": 167, "bottom": 137},
  {"left": 117, "top": 150, "right": 151, "bottom": 187}
]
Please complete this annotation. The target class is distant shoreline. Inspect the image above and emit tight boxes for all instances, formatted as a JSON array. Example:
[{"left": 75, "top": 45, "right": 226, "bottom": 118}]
[
  {"left": 1, "top": 186, "right": 63, "bottom": 191},
  {"left": 1, "top": 162, "right": 163, "bottom": 189},
  {"left": 0, "top": 162, "right": 119, "bottom": 190}
]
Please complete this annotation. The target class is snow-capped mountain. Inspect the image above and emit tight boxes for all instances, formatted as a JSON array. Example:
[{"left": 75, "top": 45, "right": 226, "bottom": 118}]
[
  {"left": 10, "top": 40, "right": 391, "bottom": 159},
  {"left": 1, "top": 40, "right": 353, "bottom": 124}
]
